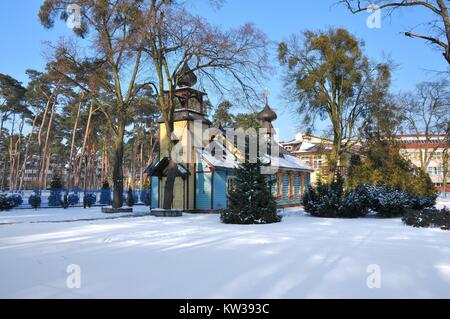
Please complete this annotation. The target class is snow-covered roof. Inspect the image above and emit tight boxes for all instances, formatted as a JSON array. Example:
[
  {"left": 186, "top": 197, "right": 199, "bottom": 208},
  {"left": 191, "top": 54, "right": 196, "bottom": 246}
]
[
  {"left": 145, "top": 157, "right": 190, "bottom": 177},
  {"left": 264, "top": 154, "right": 313, "bottom": 172},
  {"left": 299, "top": 141, "right": 316, "bottom": 152},
  {"left": 197, "top": 140, "right": 313, "bottom": 172},
  {"left": 197, "top": 142, "right": 239, "bottom": 169}
]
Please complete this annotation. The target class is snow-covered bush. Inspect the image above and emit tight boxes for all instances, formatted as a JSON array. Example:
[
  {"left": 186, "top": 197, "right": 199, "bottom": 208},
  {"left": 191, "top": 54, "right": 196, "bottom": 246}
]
[
  {"left": 303, "top": 177, "right": 369, "bottom": 218},
  {"left": 302, "top": 182, "right": 428, "bottom": 219},
  {"left": 403, "top": 208, "right": 450, "bottom": 230},
  {"left": 28, "top": 194, "right": 41, "bottom": 210},
  {"left": 222, "top": 161, "right": 281, "bottom": 224},
  {"left": 303, "top": 176, "right": 343, "bottom": 217},
  {"left": 366, "top": 186, "right": 409, "bottom": 218},
  {"left": 303, "top": 184, "right": 341, "bottom": 218},
  {"left": 9, "top": 194, "right": 23, "bottom": 207},
  {"left": 340, "top": 185, "right": 371, "bottom": 218},
  {"left": 0, "top": 195, "right": 15, "bottom": 211},
  {"left": 68, "top": 193, "right": 80, "bottom": 206},
  {"left": 406, "top": 193, "right": 437, "bottom": 211},
  {"left": 84, "top": 193, "right": 96, "bottom": 208},
  {"left": 48, "top": 191, "right": 62, "bottom": 207}
]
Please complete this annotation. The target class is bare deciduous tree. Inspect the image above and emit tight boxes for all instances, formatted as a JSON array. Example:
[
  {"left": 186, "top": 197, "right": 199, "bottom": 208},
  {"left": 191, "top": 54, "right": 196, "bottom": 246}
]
[
  {"left": 401, "top": 79, "right": 450, "bottom": 171},
  {"left": 40, "top": 0, "right": 153, "bottom": 208},
  {"left": 145, "top": 1, "right": 270, "bottom": 209},
  {"left": 340, "top": 0, "right": 450, "bottom": 65}
]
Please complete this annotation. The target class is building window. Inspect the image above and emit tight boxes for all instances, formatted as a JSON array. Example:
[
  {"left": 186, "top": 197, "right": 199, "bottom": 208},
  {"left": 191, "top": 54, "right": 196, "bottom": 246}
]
[
  {"left": 226, "top": 176, "right": 236, "bottom": 195},
  {"left": 313, "top": 156, "right": 322, "bottom": 169},
  {"left": 301, "top": 156, "right": 310, "bottom": 164},
  {"left": 427, "top": 167, "right": 442, "bottom": 176}
]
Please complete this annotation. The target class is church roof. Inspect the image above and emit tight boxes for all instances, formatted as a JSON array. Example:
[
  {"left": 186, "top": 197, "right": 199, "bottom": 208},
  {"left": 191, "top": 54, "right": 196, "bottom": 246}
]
[
  {"left": 157, "top": 109, "right": 212, "bottom": 125},
  {"left": 145, "top": 157, "right": 190, "bottom": 178},
  {"left": 257, "top": 103, "right": 278, "bottom": 122},
  {"left": 177, "top": 63, "right": 197, "bottom": 87},
  {"left": 196, "top": 139, "right": 313, "bottom": 172},
  {"left": 196, "top": 142, "right": 239, "bottom": 170},
  {"left": 268, "top": 153, "right": 313, "bottom": 172}
]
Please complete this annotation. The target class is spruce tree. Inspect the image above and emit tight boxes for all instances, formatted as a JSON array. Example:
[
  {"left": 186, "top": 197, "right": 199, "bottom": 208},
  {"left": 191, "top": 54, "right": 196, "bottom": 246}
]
[{"left": 221, "top": 160, "right": 281, "bottom": 224}]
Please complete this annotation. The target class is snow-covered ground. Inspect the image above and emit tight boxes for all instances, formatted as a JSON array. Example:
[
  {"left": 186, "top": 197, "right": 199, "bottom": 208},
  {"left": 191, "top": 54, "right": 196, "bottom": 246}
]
[
  {"left": 0, "top": 201, "right": 449, "bottom": 299},
  {"left": 436, "top": 194, "right": 450, "bottom": 209}
]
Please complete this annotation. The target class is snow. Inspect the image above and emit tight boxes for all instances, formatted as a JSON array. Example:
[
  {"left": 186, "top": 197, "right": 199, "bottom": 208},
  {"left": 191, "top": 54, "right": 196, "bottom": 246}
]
[
  {"left": 198, "top": 144, "right": 239, "bottom": 170},
  {"left": 198, "top": 140, "right": 313, "bottom": 172},
  {"left": 299, "top": 141, "right": 316, "bottom": 152},
  {"left": 273, "top": 153, "right": 313, "bottom": 172},
  {"left": 0, "top": 202, "right": 450, "bottom": 298},
  {"left": 436, "top": 194, "right": 450, "bottom": 210}
]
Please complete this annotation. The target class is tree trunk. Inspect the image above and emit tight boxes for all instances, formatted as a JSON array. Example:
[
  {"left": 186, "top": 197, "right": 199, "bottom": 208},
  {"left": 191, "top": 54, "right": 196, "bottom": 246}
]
[
  {"left": 163, "top": 159, "right": 177, "bottom": 209},
  {"left": 1, "top": 161, "right": 7, "bottom": 191},
  {"left": 39, "top": 101, "right": 56, "bottom": 189},
  {"left": 43, "top": 152, "right": 51, "bottom": 190},
  {"left": 37, "top": 94, "right": 52, "bottom": 148},
  {"left": 112, "top": 127, "right": 125, "bottom": 208},
  {"left": 8, "top": 113, "right": 16, "bottom": 191},
  {"left": 140, "top": 143, "right": 144, "bottom": 189},
  {"left": 328, "top": 138, "right": 341, "bottom": 183},
  {"left": 0, "top": 116, "right": 5, "bottom": 146},
  {"left": 68, "top": 94, "right": 84, "bottom": 190},
  {"left": 75, "top": 100, "right": 94, "bottom": 188},
  {"left": 0, "top": 116, "right": 5, "bottom": 185},
  {"left": 443, "top": 149, "right": 449, "bottom": 198},
  {"left": 11, "top": 116, "right": 25, "bottom": 190},
  {"left": 18, "top": 106, "right": 40, "bottom": 190}
]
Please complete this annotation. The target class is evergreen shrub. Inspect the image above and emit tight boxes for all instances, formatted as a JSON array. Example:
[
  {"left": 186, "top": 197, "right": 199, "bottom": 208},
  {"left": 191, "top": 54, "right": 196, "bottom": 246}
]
[
  {"left": 403, "top": 208, "right": 450, "bottom": 230},
  {"left": 221, "top": 160, "right": 281, "bottom": 224},
  {"left": 0, "top": 195, "right": 14, "bottom": 211}
]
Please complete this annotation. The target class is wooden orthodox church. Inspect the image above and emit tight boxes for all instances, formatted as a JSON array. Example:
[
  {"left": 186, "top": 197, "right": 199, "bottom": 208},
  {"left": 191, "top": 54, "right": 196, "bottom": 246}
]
[{"left": 146, "top": 66, "right": 312, "bottom": 213}]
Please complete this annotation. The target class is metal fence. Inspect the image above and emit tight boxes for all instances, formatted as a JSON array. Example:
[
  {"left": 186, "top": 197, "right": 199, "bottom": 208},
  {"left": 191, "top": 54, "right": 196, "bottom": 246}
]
[{"left": 0, "top": 189, "right": 151, "bottom": 209}]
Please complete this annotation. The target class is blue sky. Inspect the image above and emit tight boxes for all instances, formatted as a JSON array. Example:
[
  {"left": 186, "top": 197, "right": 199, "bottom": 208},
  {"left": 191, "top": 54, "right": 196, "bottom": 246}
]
[{"left": 0, "top": 0, "right": 448, "bottom": 141}]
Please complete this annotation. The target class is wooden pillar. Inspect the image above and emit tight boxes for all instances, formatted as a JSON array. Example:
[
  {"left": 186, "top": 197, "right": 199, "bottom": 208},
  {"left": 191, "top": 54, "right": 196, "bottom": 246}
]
[
  {"left": 210, "top": 167, "right": 215, "bottom": 210},
  {"left": 158, "top": 177, "right": 162, "bottom": 208},
  {"left": 183, "top": 176, "right": 186, "bottom": 210}
]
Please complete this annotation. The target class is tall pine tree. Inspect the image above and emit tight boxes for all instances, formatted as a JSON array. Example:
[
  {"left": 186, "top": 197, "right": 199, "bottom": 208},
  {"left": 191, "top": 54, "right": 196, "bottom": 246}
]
[{"left": 221, "top": 160, "right": 281, "bottom": 225}]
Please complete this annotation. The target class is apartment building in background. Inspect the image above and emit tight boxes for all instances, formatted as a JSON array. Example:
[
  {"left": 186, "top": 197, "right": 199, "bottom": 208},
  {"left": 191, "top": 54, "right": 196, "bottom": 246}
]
[
  {"left": 281, "top": 132, "right": 450, "bottom": 192},
  {"left": 395, "top": 134, "right": 450, "bottom": 192},
  {"left": 280, "top": 133, "right": 360, "bottom": 185}
]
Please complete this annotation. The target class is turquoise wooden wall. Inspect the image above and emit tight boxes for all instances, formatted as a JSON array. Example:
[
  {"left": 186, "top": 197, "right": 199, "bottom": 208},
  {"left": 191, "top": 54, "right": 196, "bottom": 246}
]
[
  {"left": 305, "top": 174, "right": 311, "bottom": 189},
  {"left": 196, "top": 172, "right": 212, "bottom": 210},
  {"left": 150, "top": 164, "right": 309, "bottom": 210},
  {"left": 151, "top": 176, "right": 159, "bottom": 208},
  {"left": 270, "top": 172, "right": 304, "bottom": 207},
  {"left": 213, "top": 170, "right": 228, "bottom": 210}
]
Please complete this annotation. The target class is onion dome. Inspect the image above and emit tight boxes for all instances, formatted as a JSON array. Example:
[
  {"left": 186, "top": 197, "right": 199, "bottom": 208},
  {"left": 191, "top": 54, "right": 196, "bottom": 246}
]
[
  {"left": 257, "top": 103, "right": 278, "bottom": 123},
  {"left": 177, "top": 63, "right": 197, "bottom": 87}
]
